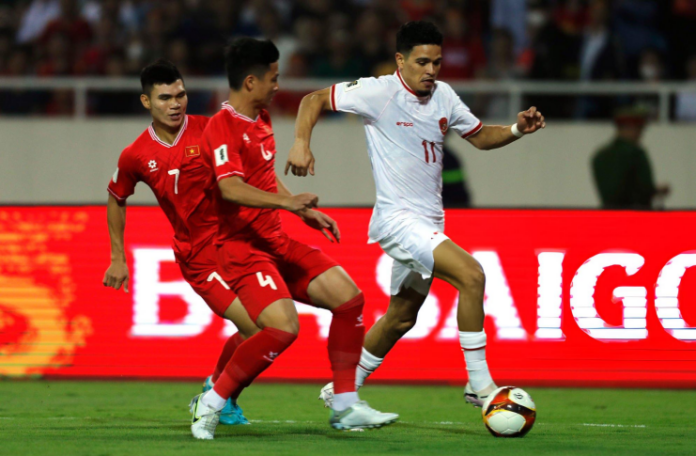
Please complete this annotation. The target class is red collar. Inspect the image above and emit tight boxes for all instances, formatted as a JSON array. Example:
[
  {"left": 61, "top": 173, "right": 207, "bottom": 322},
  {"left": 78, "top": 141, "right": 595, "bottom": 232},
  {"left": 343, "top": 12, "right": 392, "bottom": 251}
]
[
  {"left": 396, "top": 70, "right": 431, "bottom": 98},
  {"left": 221, "top": 102, "right": 258, "bottom": 123}
]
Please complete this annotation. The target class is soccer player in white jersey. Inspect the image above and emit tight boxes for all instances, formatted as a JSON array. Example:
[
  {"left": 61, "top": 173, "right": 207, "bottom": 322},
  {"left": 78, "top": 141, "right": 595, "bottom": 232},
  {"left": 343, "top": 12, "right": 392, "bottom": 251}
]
[{"left": 285, "top": 21, "right": 546, "bottom": 409}]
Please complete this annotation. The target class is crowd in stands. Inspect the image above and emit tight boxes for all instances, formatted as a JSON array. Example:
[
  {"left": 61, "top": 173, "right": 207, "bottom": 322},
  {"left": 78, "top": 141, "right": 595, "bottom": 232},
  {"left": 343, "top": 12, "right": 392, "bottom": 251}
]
[{"left": 2, "top": 0, "right": 696, "bottom": 118}]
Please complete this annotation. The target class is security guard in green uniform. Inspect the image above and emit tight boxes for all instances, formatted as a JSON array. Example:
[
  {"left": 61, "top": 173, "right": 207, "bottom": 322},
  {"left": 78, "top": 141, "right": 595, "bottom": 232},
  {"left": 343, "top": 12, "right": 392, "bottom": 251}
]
[{"left": 591, "top": 106, "right": 670, "bottom": 209}]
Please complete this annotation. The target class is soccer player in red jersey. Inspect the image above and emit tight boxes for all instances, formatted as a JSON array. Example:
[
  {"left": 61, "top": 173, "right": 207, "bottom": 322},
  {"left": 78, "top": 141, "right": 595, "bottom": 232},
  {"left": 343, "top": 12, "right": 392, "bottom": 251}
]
[
  {"left": 103, "top": 60, "right": 262, "bottom": 425},
  {"left": 188, "top": 38, "right": 398, "bottom": 439}
]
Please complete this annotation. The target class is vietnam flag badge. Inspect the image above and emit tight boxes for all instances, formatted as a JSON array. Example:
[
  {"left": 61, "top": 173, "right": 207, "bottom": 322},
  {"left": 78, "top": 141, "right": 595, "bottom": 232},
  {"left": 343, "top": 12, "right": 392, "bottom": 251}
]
[{"left": 185, "top": 145, "right": 200, "bottom": 157}]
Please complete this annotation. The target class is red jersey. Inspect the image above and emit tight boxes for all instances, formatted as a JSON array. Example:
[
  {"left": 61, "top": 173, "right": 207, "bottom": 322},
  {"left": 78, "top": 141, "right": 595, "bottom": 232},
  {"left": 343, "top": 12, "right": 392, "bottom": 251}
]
[
  {"left": 107, "top": 115, "right": 217, "bottom": 263},
  {"left": 202, "top": 102, "right": 283, "bottom": 243}
]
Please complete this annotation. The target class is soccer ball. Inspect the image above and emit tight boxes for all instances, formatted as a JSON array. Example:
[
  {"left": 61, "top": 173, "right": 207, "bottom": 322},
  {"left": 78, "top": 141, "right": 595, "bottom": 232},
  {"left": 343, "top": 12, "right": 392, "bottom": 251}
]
[{"left": 481, "top": 386, "right": 536, "bottom": 437}]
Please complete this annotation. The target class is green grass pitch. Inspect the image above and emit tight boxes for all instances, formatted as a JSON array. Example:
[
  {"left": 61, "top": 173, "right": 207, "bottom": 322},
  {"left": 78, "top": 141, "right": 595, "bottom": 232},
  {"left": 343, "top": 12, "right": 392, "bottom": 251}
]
[{"left": 0, "top": 381, "right": 693, "bottom": 456}]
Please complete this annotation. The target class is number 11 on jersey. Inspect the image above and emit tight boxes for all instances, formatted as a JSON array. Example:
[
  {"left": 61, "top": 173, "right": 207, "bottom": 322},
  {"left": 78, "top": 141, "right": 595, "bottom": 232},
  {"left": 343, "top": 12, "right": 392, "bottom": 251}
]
[{"left": 422, "top": 140, "right": 436, "bottom": 164}]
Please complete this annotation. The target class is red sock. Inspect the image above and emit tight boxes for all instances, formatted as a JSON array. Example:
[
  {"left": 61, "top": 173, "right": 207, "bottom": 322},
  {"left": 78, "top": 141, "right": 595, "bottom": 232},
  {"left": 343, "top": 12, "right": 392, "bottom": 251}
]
[
  {"left": 212, "top": 332, "right": 245, "bottom": 383},
  {"left": 213, "top": 327, "right": 297, "bottom": 400},
  {"left": 328, "top": 293, "right": 365, "bottom": 394}
]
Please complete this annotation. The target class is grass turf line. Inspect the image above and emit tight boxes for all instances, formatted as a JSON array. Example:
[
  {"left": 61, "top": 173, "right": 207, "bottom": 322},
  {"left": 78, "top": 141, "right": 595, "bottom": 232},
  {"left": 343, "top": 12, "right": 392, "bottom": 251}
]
[{"left": 0, "top": 381, "right": 693, "bottom": 456}]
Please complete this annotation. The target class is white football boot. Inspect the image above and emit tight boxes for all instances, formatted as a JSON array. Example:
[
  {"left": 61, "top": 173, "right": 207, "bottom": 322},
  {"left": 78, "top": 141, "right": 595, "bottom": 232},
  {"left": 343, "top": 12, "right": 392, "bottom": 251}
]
[
  {"left": 318, "top": 382, "right": 334, "bottom": 408},
  {"left": 329, "top": 401, "right": 399, "bottom": 430},
  {"left": 189, "top": 394, "right": 221, "bottom": 440},
  {"left": 464, "top": 382, "right": 498, "bottom": 408}
]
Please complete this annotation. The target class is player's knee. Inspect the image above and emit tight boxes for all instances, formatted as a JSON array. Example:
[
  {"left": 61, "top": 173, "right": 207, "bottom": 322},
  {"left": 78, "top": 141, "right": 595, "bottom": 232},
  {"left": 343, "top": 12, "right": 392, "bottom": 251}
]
[
  {"left": 386, "top": 311, "right": 418, "bottom": 337},
  {"left": 453, "top": 262, "right": 485, "bottom": 293},
  {"left": 394, "top": 316, "right": 417, "bottom": 336},
  {"left": 334, "top": 280, "right": 362, "bottom": 306},
  {"left": 270, "top": 319, "right": 300, "bottom": 336},
  {"left": 239, "top": 326, "right": 261, "bottom": 339}
]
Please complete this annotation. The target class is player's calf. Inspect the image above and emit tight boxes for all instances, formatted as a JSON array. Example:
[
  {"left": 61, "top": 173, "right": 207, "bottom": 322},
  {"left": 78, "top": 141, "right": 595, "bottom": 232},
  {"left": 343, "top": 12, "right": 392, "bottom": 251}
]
[{"left": 327, "top": 292, "right": 365, "bottom": 412}]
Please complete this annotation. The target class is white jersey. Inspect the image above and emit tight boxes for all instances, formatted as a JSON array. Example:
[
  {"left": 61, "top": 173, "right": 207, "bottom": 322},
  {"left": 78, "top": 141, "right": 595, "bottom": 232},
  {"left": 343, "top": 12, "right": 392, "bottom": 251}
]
[{"left": 331, "top": 71, "right": 482, "bottom": 242}]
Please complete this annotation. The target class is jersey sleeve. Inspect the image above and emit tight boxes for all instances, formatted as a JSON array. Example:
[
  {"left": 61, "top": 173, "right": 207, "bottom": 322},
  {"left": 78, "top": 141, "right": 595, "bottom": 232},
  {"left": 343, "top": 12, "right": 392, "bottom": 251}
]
[
  {"left": 204, "top": 119, "right": 245, "bottom": 182},
  {"left": 444, "top": 84, "right": 483, "bottom": 139},
  {"left": 330, "top": 77, "right": 395, "bottom": 121},
  {"left": 107, "top": 147, "right": 140, "bottom": 203}
]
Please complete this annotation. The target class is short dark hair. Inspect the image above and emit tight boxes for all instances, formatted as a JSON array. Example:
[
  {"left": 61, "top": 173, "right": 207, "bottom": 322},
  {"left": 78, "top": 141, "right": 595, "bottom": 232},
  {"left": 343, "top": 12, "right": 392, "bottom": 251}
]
[
  {"left": 224, "top": 37, "right": 279, "bottom": 90},
  {"left": 396, "top": 21, "right": 443, "bottom": 55},
  {"left": 140, "top": 59, "right": 183, "bottom": 95}
]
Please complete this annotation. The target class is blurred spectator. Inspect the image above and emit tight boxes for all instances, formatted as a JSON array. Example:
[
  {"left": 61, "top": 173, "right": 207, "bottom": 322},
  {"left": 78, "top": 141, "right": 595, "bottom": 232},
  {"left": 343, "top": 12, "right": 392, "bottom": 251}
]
[
  {"left": 477, "top": 28, "right": 521, "bottom": 118},
  {"left": 39, "top": 0, "right": 92, "bottom": 50},
  {"left": 286, "top": 16, "right": 324, "bottom": 77},
  {"left": 89, "top": 52, "right": 141, "bottom": 115},
  {"left": 399, "top": 0, "right": 440, "bottom": 22},
  {"left": 633, "top": 48, "right": 666, "bottom": 119},
  {"left": 0, "top": 47, "right": 49, "bottom": 114},
  {"left": 575, "top": 0, "right": 625, "bottom": 119},
  {"left": 248, "top": 3, "right": 297, "bottom": 77},
  {"left": 438, "top": 8, "right": 486, "bottom": 81},
  {"left": 671, "top": 0, "right": 696, "bottom": 79},
  {"left": 612, "top": 0, "right": 669, "bottom": 77},
  {"left": 592, "top": 106, "right": 670, "bottom": 209},
  {"left": 522, "top": 0, "right": 581, "bottom": 118},
  {"left": 675, "top": 55, "right": 696, "bottom": 122},
  {"left": 491, "top": 0, "right": 527, "bottom": 57},
  {"left": 74, "top": 16, "right": 121, "bottom": 75},
  {"left": 638, "top": 48, "right": 666, "bottom": 83},
  {"left": 310, "top": 29, "right": 363, "bottom": 79},
  {"left": 36, "top": 32, "right": 71, "bottom": 76},
  {"left": 16, "top": 0, "right": 60, "bottom": 44},
  {"left": 578, "top": 0, "right": 623, "bottom": 81},
  {"left": 525, "top": 0, "right": 579, "bottom": 80},
  {"left": 353, "top": 9, "right": 392, "bottom": 77},
  {"left": 1, "top": 0, "right": 696, "bottom": 119},
  {"left": 553, "top": 0, "right": 589, "bottom": 36}
]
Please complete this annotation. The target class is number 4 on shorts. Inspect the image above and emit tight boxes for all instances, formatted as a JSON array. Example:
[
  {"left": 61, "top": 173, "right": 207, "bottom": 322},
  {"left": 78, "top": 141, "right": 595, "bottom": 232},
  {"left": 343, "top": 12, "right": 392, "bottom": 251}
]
[{"left": 256, "top": 272, "right": 278, "bottom": 290}]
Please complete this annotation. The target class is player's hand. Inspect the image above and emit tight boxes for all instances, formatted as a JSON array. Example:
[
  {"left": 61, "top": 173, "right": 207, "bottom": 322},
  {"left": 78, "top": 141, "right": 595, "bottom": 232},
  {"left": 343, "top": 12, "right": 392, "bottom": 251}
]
[
  {"left": 516, "top": 106, "right": 546, "bottom": 134},
  {"left": 299, "top": 209, "right": 341, "bottom": 243},
  {"left": 285, "top": 139, "right": 315, "bottom": 177},
  {"left": 283, "top": 192, "right": 319, "bottom": 213},
  {"left": 103, "top": 260, "right": 130, "bottom": 293}
]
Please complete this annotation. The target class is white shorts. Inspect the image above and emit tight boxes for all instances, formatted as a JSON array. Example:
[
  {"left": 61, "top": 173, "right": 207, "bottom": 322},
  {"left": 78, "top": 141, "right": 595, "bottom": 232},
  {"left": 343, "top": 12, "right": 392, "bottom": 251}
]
[{"left": 377, "top": 219, "right": 449, "bottom": 296}]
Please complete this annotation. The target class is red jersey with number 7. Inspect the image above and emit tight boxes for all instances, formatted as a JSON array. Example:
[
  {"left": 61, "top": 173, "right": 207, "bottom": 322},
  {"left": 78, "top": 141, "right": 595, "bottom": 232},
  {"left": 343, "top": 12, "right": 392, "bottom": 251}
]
[
  {"left": 201, "top": 102, "right": 283, "bottom": 244},
  {"left": 107, "top": 114, "right": 217, "bottom": 263}
]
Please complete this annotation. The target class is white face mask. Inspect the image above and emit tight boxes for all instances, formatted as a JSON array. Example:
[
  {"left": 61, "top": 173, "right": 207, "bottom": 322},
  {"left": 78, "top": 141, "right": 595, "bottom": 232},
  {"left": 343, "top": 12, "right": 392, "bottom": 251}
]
[
  {"left": 527, "top": 10, "right": 547, "bottom": 28},
  {"left": 127, "top": 41, "right": 143, "bottom": 61},
  {"left": 640, "top": 64, "right": 660, "bottom": 80}
]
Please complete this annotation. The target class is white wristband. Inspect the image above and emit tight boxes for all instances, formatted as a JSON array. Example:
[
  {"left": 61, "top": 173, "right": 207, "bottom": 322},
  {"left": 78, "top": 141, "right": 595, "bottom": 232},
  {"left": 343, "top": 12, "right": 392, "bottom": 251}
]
[{"left": 511, "top": 123, "right": 524, "bottom": 138}]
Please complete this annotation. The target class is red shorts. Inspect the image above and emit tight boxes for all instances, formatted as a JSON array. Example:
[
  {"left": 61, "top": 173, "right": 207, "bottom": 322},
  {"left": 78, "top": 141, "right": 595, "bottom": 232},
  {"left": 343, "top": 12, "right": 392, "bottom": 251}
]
[
  {"left": 217, "top": 234, "right": 339, "bottom": 323},
  {"left": 179, "top": 244, "right": 238, "bottom": 318}
]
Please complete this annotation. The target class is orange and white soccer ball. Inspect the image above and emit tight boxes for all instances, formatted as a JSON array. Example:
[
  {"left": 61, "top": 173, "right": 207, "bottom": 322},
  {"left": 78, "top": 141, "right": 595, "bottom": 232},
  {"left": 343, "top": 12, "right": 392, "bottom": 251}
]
[{"left": 481, "top": 386, "right": 536, "bottom": 437}]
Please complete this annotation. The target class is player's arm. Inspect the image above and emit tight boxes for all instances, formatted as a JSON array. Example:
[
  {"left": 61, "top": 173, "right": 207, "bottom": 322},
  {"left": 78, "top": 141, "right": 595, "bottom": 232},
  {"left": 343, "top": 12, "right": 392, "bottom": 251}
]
[
  {"left": 103, "top": 194, "right": 130, "bottom": 292},
  {"left": 275, "top": 176, "right": 340, "bottom": 242},
  {"left": 218, "top": 176, "right": 318, "bottom": 213},
  {"left": 466, "top": 107, "right": 546, "bottom": 151},
  {"left": 285, "top": 87, "right": 332, "bottom": 177}
]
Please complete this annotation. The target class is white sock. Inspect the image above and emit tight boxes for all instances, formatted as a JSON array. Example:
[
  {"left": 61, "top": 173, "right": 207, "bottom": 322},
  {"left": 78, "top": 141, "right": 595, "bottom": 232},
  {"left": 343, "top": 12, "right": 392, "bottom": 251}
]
[
  {"left": 201, "top": 389, "right": 227, "bottom": 411},
  {"left": 459, "top": 330, "right": 494, "bottom": 392},
  {"left": 355, "top": 348, "right": 383, "bottom": 388},
  {"left": 333, "top": 392, "right": 359, "bottom": 412}
]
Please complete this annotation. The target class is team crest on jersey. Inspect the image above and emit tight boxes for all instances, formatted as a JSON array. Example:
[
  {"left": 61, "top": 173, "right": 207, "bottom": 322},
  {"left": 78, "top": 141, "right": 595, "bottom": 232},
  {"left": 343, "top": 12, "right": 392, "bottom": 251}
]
[
  {"left": 344, "top": 80, "right": 361, "bottom": 92},
  {"left": 439, "top": 117, "right": 448, "bottom": 134},
  {"left": 148, "top": 160, "right": 159, "bottom": 172},
  {"left": 185, "top": 145, "right": 200, "bottom": 157}
]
